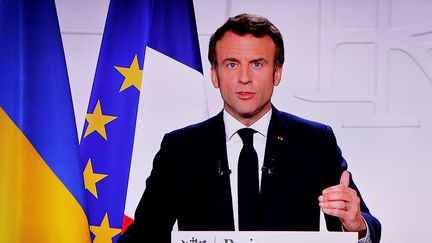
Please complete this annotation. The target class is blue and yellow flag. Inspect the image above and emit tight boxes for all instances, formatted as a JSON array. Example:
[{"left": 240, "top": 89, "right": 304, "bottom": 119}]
[
  {"left": 0, "top": 0, "right": 91, "bottom": 242},
  {"left": 79, "top": 0, "right": 204, "bottom": 242}
]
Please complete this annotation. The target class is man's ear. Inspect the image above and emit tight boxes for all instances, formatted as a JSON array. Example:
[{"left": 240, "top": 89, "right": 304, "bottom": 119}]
[
  {"left": 211, "top": 67, "right": 220, "bottom": 88},
  {"left": 273, "top": 66, "right": 282, "bottom": 86}
]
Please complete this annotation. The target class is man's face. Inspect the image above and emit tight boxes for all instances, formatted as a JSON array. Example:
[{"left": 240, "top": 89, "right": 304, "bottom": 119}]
[{"left": 211, "top": 31, "right": 282, "bottom": 126}]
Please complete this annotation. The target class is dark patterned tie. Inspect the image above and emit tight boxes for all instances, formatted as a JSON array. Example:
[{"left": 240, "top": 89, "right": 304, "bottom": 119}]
[{"left": 237, "top": 128, "right": 259, "bottom": 230}]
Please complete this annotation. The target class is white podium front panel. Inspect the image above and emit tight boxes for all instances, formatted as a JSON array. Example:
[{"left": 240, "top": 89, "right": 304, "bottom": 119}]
[{"left": 172, "top": 231, "right": 357, "bottom": 243}]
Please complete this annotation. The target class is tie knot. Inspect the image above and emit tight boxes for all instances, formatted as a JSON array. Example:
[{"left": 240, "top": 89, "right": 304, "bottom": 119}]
[{"left": 237, "top": 128, "right": 256, "bottom": 146}]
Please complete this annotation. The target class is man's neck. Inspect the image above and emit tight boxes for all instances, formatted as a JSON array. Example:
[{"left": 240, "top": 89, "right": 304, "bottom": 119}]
[
  {"left": 224, "top": 106, "right": 272, "bottom": 127},
  {"left": 223, "top": 108, "right": 272, "bottom": 141}
]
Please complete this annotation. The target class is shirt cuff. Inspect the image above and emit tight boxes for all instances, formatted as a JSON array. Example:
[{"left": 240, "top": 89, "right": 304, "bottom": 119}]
[{"left": 341, "top": 216, "right": 371, "bottom": 243}]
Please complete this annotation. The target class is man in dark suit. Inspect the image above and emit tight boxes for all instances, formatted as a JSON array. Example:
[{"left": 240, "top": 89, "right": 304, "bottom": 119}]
[{"left": 119, "top": 13, "right": 381, "bottom": 243}]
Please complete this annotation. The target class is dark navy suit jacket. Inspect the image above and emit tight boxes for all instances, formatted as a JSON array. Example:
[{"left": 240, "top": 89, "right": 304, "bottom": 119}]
[{"left": 119, "top": 107, "right": 381, "bottom": 243}]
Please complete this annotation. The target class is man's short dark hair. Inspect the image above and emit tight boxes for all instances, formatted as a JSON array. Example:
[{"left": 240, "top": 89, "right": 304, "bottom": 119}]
[{"left": 208, "top": 13, "right": 284, "bottom": 69}]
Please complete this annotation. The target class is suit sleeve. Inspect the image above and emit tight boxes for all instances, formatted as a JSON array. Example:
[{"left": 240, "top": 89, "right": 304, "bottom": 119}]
[
  {"left": 118, "top": 133, "right": 177, "bottom": 243},
  {"left": 322, "top": 126, "right": 381, "bottom": 243}
]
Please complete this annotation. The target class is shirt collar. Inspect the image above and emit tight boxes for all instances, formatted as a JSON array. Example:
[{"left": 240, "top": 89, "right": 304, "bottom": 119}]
[{"left": 223, "top": 108, "right": 272, "bottom": 141}]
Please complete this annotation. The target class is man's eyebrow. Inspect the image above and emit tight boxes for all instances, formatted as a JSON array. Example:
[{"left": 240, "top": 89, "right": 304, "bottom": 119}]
[
  {"left": 221, "top": 57, "right": 268, "bottom": 63},
  {"left": 221, "top": 57, "right": 239, "bottom": 63},
  {"left": 250, "top": 58, "right": 266, "bottom": 63}
]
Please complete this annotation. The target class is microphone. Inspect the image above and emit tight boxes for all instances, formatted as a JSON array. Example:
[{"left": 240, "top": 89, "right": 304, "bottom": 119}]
[
  {"left": 218, "top": 159, "right": 231, "bottom": 176},
  {"left": 261, "top": 158, "right": 276, "bottom": 175},
  {"left": 261, "top": 166, "right": 275, "bottom": 175}
]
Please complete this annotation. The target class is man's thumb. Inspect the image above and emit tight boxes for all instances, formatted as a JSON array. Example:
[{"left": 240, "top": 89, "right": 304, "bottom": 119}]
[{"left": 340, "top": 170, "right": 350, "bottom": 187}]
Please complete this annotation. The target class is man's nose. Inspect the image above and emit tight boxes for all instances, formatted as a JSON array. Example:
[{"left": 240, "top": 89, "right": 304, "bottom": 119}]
[{"left": 239, "top": 67, "right": 252, "bottom": 84}]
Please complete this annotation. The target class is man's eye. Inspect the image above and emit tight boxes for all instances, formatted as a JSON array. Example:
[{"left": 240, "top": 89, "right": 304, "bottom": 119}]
[
  {"left": 226, "top": 63, "right": 238, "bottom": 69},
  {"left": 251, "top": 61, "right": 263, "bottom": 69}
]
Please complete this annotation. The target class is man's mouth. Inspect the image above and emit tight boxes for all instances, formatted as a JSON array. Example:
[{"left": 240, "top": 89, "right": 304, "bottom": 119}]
[{"left": 237, "top": 91, "right": 255, "bottom": 99}]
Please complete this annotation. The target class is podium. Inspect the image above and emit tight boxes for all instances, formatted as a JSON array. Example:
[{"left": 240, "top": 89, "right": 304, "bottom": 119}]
[
  {"left": 172, "top": 211, "right": 357, "bottom": 242},
  {"left": 172, "top": 231, "right": 356, "bottom": 243}
]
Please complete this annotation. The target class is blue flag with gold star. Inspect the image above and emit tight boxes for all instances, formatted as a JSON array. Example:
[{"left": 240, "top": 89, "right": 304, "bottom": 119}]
[{"left": 79, "top": 0, "right": 205, "bottom": 242}]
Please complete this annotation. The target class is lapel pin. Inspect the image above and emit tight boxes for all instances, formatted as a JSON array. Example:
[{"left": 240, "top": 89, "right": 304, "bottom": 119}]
[{"left": 277, "top": 135, "right": 284, "bottom": 141}]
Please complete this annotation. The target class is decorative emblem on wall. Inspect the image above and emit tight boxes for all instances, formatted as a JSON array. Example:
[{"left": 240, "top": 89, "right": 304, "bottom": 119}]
[{"left": 295, "top": 0, "right": 432, "bottom": 128}]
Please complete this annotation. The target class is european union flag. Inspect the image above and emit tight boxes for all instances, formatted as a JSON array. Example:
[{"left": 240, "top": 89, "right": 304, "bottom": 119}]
[{"left": 79, "top": 0, "right": 204, "bottom": 242}]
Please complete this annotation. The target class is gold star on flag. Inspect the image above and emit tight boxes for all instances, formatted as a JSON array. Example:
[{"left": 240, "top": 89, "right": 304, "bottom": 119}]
[
  {"left": 84, "top": 100, "right": 117, "bottom": 140},
  {"left": 83, "top": 158, "right": 107, "bottom": 198},
  {"left": 90, "top": 213, "right": 121, "bottom": 243},
  {"left": 115, "top": 54, "right": 143, "bottom": 92}
]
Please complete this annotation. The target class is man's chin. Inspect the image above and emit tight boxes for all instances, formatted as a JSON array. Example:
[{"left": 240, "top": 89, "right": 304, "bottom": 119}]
[
  {"left": 238, "top": 111, "right": 254, "bottom": 119},
  {"left": 238, "top": 109, "right": 267, "bottom": 121}
]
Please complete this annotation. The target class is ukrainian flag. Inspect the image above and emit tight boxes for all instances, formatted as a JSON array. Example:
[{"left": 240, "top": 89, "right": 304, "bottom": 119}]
[{"left": 0, "top": 0, "right": 91, "bottom": 242}]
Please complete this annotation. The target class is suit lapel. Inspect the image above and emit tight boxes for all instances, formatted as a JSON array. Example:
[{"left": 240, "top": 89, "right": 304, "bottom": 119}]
[
  {"left": 201, "top": 111, "right": 235, "bottom": 229},
  {"left": 209, "top": 112, "right": 231, "bottom": 176},
  {"left": 259, "top": 107, "right": 322, "bottom": 230},
  {"left": 262, "top": 106, "right": 291, "bottom": 175}
]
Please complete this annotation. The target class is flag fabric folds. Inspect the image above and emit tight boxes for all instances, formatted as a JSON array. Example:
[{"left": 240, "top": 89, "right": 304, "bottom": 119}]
[
  {"left": 79, "top": 0, "right": 206, "bottom": 242},
  {"left": 0, "top": 0, "right": 91, "bottom": 242}
]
